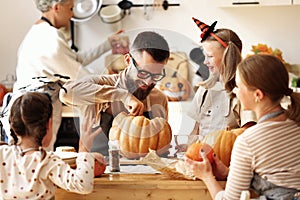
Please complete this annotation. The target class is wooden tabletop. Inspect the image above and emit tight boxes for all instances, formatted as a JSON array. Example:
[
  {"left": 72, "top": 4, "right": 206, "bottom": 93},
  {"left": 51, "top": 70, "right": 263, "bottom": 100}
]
[{"left": 55, "top": 173, "right": 226, "bottom": 200}]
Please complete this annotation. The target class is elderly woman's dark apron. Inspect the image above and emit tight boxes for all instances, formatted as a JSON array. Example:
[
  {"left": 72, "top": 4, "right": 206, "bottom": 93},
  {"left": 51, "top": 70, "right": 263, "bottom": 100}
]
[{"left": 251, "top": 173, "right": 300, "bottom": 200}]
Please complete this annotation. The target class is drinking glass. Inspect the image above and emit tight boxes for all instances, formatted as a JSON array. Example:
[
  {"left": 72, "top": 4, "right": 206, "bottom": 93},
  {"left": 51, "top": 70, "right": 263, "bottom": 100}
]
[{"left": 174, "top": 135, "right": 200, "bottom": 159}]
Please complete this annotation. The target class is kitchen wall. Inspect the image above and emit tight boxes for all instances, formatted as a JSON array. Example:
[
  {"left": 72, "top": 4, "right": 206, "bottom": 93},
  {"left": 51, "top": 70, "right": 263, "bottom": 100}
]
[{"left": 1, "top": 0, "right": 300, "bottom": 82}]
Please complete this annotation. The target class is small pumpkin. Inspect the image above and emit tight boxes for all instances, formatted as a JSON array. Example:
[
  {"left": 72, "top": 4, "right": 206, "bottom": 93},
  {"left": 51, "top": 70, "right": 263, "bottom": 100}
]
[
  {"left": 159, "top": 71, "right": 191, "bottom": 101},
  {"left": 185, "top": 141, "right": 214, "bottom": 163},
  {"left": 94, "top": 159, "right": 106, "bottom": 177},
  {"left": 212, "top": 127, "right": 245, "bottom": 167},
  {"left": 109, "top": 112, "right": 172, "bottom": 159}
]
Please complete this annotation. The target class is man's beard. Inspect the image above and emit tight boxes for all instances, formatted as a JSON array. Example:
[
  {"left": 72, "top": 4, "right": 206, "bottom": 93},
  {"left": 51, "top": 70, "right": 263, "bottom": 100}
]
[{"left": 126, "top": 78, "right": 155, "bottom": 100}]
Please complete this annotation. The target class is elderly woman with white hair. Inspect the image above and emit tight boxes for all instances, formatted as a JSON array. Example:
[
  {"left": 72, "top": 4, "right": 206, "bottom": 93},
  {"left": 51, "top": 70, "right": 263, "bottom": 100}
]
[{"left": 1, "top": 0, "right": 120, "bottom": 150}]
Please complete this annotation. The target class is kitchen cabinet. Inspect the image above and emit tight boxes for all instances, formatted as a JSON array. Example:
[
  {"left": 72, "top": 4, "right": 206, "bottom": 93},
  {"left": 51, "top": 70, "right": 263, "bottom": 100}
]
[
  {"left": 258, "top": 0, "right": 292, "bottom": 5},
  {"left": 293, "top": 0, "right": 300, "bottom": 4},
  {"left": 217, "top": 0, "right": 292, "bottom": 7}
]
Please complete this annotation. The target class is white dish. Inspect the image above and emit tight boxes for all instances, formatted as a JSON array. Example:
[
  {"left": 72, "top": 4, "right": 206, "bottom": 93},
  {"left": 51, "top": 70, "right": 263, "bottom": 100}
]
[
  {"left": 55, "top": 146, "right": 76, "bottom": 152},
  {"left": 54, "top": 152, "right": 77, "bottom": 165},
  {"left": 55, "top": 151, "right": 77, "bottom": 159}
]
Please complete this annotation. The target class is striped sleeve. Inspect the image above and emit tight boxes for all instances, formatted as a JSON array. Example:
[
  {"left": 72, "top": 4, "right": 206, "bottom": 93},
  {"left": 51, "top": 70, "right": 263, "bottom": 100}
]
[{"left": 218, "top": 120, "right": 300, "bottom": 200}]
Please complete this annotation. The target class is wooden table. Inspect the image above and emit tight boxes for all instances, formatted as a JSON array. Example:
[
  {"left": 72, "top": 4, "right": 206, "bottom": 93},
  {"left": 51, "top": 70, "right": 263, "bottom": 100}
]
[{"left": 55, "top": 173, "right": 226, "bottom": 200}]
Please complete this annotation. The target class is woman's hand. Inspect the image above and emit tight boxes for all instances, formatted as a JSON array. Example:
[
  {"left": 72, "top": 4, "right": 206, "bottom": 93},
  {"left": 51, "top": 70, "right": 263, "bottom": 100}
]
[
  {"left": 211, "top": 154, "right": 229, "bottom": 181},
  {"left": 108, "top": 29, "right": 125, "bottom": 43},
  {"left": 186, "top": 150, "right": 224, "bottom": 198},
  {"left": 185, "top": 150, "right": 214, "bottom": 181},
  {"left": 79, "top": 118, "right": 102, "bottom": 152}
]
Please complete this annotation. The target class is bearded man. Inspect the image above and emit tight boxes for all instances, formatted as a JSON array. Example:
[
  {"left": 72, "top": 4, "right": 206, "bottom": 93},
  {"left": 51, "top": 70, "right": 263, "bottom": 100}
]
[{"left": 59, "top": 31, "right": 170, "bottom": 155}]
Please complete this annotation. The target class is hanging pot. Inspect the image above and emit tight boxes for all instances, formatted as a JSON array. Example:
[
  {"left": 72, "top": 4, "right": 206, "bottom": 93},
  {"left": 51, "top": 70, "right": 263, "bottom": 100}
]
[
  {"left": 72, "top": 0, "right": 103, "bottom": 22},
  {"left": 118, "top": 0, "right": 133, "bottom": 15},
  {"left": 118, "top": 0, "right": 133, "bottom": 10},
  {"left": 70, "top": 0, "right": 102, "bottom": 51}
]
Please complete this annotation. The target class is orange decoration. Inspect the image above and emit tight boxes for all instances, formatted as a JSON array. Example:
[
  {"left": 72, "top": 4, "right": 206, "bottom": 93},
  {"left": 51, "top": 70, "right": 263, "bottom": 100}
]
[
  {"left": 159, "top": 72, "right": 191, "bottom": 101},
  {"left": 185, "top": 141, "right": 214, "bottom": 163},
  {"left": 94, "top": 160, "right": 106, "bottom": 177},
  {"left": 250, "top": 43, "right": 285, "bottom": 63},
  {"left": 212, "top": 127, "right": 245, "bottom": 167}
]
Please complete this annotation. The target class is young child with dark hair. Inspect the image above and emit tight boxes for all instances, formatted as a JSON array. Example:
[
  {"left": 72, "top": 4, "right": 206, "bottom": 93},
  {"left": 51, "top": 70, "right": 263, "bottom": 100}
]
[{"left": 0, "top": 92, "right": 105, "bottom": 199}]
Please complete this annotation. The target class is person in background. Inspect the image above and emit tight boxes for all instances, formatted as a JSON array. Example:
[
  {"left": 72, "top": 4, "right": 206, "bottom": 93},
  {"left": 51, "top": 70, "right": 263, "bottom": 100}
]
[
  {"left": 183, "top": 18, "right": 256, "bottom": 146},
  {"left": 1, "top": 0, "right": 121, "bottom": 151},
  {"left": 186, "top": 54, "right": 300, "bottom": 200},
  {"left": 59, "top": 31, "right": 170, "bottom": 156},
  {"left": 0, "top": 92, "right": 106, "bottom": 199}
]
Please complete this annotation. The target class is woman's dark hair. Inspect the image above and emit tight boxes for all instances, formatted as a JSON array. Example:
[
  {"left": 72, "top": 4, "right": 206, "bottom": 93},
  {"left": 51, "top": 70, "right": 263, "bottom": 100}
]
[
  {"left": 9, "top": 92, "right": 53, "bottom": 146},
  {"left": 131, "top": 31, "right": 170, "bottom": 62}
]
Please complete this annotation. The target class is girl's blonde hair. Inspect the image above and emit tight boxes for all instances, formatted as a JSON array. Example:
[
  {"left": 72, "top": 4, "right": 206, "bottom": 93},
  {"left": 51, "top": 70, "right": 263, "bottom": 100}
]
[{"left": 200, "top": 28, "right": 242, "bottom": 98}]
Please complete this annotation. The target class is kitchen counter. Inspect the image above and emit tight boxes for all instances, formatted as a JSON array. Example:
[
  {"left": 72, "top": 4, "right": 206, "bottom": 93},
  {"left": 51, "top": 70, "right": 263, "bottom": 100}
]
[
  {"left": 57, "top": 102, "right": 223, "bottom": 200},
  {"left": 55, "top": 173, "right": 226, "bottom": 200}
]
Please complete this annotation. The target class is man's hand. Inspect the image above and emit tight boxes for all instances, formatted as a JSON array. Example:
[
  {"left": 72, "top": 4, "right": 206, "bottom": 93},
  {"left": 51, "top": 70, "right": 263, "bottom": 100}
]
[{"left": 124, "top": 94, "right": 144, "bottom": 116}]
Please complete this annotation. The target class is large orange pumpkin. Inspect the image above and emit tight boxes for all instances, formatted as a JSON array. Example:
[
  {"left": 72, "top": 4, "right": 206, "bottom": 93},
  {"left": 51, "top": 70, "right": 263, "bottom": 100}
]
[
  {"left": 212, "top": 127, "right": 245, "bottom": 167},
  {"left": 185, "top": 141, "right": 214, "bottom": 163},
  {"left": 109, "top": 112, "right": 172, "bottom": 159}
]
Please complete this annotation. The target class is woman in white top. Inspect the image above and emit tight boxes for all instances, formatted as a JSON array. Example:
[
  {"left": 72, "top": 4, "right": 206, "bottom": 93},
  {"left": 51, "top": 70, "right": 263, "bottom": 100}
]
[
  {"left": 185, "top": 54, "right": 300, "bottom": 200},
  {"left": 3, "top": 0, "right": 119, "bottom": 150}
]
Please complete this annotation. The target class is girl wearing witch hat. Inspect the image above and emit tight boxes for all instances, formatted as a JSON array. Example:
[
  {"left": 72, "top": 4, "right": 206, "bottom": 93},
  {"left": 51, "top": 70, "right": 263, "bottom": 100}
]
[
  {"left": 185, "top": 18, "right": 300, "bottom": 200},
  {"left": 178, "top": 18, "right": 257, "bottom": 148}
]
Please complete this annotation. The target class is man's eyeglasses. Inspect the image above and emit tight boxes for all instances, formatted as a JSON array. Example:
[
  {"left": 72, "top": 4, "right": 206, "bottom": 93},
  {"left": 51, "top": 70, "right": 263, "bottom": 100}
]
[{"left": 130, "top": 54, "right": 165, "bottom": 82}]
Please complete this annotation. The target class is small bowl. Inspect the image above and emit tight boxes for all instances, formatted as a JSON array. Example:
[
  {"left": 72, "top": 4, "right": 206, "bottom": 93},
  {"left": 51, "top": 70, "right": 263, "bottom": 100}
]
[{"left": 54, "top": 148, "right": 77, "bottom": 166}]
